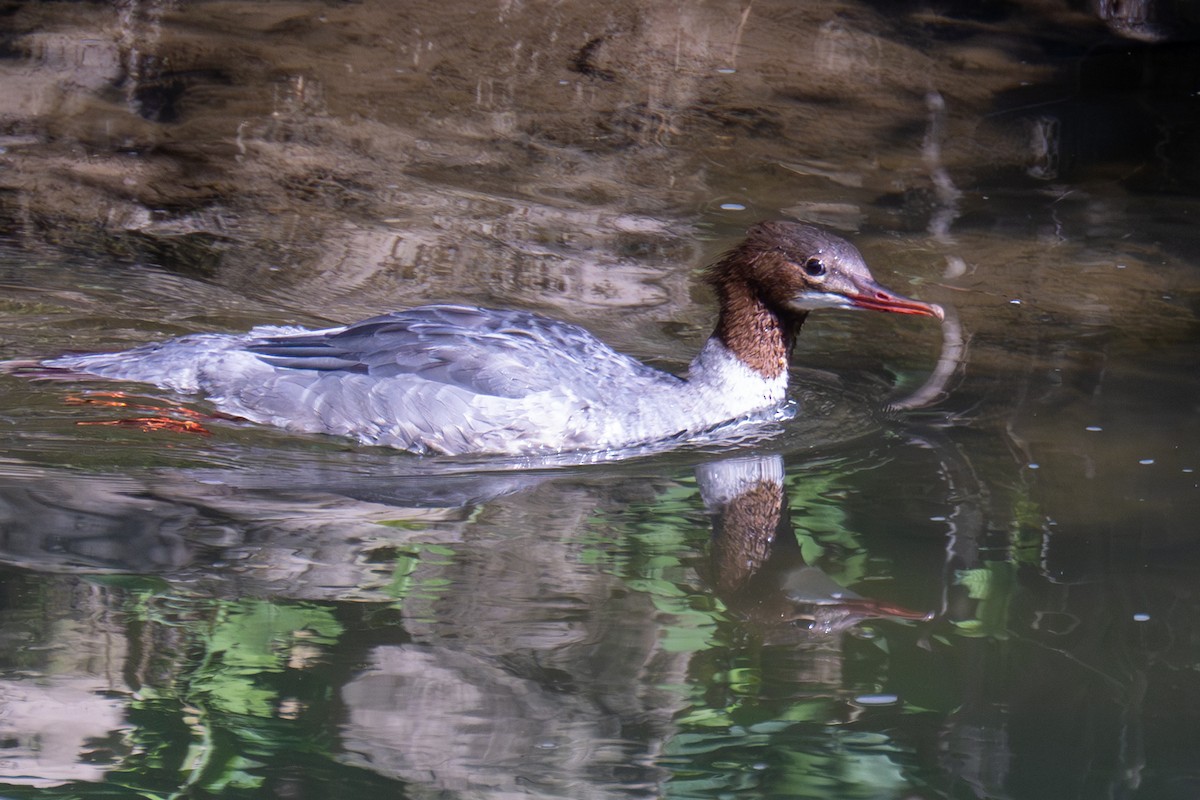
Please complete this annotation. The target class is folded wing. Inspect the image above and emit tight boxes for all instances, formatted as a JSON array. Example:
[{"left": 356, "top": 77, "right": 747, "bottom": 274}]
[{"left": 246, "top": 304, "right": 673, "bottom": 401}]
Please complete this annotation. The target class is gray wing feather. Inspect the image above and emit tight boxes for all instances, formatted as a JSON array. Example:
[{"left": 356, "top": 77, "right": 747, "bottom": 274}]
[{"left": 247, "top": 304, "right": 672, "bottom": 400}]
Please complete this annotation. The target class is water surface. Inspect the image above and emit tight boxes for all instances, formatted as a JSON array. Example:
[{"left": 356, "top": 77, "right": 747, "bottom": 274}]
[{"left": 0, "top": 1, "right": 1198, "bottom": 798}]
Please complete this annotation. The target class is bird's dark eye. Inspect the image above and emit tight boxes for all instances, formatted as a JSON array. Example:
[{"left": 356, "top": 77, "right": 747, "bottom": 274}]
[{"left": 803, "top": 257, "right": 827, "bottom": 277}]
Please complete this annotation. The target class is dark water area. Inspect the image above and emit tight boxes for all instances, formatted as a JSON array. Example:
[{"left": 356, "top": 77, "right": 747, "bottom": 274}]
[{"left": 0, "top": 1, "right": 1199, "bottom": 798}]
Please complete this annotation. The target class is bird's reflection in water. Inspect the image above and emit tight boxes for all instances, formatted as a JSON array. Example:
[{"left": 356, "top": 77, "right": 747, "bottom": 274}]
[{"left": 697, "top": 455, "right": 931, "bottom": 645}]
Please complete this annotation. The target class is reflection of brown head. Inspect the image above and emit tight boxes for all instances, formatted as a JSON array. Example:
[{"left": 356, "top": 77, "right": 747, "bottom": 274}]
[
  {"left": 703, "top": 453, "right": 933, "bottom": 636},
  {"left": 709, "top": 478, "right": 786, "bottom": 596}
]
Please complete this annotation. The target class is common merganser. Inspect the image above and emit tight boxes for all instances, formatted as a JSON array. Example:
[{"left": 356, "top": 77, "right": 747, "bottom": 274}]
[{"left": 37, "top": 221, "right": 943, "bottom": 456}]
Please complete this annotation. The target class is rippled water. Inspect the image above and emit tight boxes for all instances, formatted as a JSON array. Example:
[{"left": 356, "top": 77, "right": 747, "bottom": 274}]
[{"left": 1, "top": 1, "right": 1198, "bottom": 798}]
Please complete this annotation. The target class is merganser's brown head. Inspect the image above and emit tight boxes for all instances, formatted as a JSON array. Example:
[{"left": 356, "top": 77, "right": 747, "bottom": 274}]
[{"left": 706, "top": 221, "right": 944, "bottom": 378}]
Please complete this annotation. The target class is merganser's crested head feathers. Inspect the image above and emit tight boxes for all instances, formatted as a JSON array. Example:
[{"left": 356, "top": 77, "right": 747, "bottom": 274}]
[
  {"left": 704, "top": 221, "right": 943, "bottom": 380},
  {"left": 707, "top": 220, "right": 944, "bottom": 322}
]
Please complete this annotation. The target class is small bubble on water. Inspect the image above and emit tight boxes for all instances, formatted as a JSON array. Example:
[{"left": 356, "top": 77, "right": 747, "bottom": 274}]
[
  {"left": 716, "top": 67, "right": 737, "bottom": 74},
  {"left": 929, "top": 515, "right": 947, "bottom": 522},
  {"left": 1009, "top": 298, "right": 1022, "bottom": 305},
  {"left": 719, "top": 203, "right": 746, "bottom": 211},
  {"left": 1028, "top": 462, "right": 1040, "bottom": 470},
  {"left": 1139, "top": 459, "right": 1155, "bottom": 465},
  {"left": 1085, "top": 426, "right": 1102, "bottom": 432},
  {"left": 1133, "top": 613, "right": 1151, "bottom": 622},
  {"left": 854, "top": 693, "right": 900, "bottom": 706}
]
